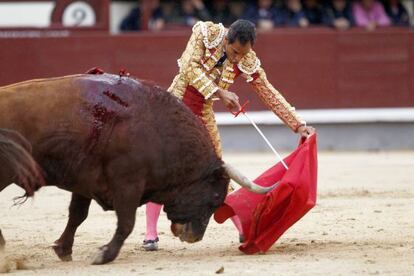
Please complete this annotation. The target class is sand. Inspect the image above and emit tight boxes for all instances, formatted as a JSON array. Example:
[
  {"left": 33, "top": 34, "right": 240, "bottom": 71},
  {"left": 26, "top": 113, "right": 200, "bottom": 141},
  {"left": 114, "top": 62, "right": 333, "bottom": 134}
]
[{"left": 0, "top": 151, "right": 413, "bottom": 275}]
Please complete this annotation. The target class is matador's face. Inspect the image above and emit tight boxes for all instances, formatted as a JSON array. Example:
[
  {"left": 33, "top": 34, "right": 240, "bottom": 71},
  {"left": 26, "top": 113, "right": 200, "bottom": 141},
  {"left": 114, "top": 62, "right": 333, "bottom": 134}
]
[{"left": 224, "top": 37, "right": 252, "bottom": 64}]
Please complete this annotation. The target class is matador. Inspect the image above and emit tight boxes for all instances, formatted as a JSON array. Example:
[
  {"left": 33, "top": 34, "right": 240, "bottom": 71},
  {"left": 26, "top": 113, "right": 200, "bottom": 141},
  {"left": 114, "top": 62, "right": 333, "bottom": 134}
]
[
  {"left": 143, "top": 19, "right": 314, "bottom": 251},
  {"left": 168, "top": 20, "right": 310, "bottom": 156}
]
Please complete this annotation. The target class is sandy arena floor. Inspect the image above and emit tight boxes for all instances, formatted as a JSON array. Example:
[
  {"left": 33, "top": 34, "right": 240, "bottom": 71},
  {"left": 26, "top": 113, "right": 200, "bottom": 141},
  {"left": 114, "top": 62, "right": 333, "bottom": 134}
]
[{"left": 0, "top": 151, "right": 413, "bottom": 275}]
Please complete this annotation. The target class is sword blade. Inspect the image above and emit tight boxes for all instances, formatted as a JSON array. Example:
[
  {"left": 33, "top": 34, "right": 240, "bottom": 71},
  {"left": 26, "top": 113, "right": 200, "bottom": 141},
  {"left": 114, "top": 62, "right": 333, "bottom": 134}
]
[{"left": 243, "top": 112, "right": 289, "bottom": 170}]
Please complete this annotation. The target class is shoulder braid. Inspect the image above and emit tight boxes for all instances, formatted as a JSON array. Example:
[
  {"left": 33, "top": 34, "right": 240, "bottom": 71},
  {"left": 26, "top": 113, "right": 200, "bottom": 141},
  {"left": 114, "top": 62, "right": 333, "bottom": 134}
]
[
  {"left": 193, "top": 21, "right": 226, "bottom": 49},
  {"left": 237, "top": 51, "right": 261, "bottom": 75}
]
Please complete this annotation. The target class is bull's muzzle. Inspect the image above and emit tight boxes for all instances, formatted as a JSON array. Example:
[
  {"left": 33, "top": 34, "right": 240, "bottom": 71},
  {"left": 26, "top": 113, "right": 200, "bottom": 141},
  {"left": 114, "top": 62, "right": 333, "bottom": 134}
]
[{"left": 171, "top": 223, "right": 202, "bottom": 243}]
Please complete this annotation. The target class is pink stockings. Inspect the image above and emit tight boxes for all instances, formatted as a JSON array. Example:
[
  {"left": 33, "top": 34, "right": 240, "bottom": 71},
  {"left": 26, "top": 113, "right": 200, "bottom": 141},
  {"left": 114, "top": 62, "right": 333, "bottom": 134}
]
[
  {"left": 145, "top": 202, "right": 162, "bottom": 241},
  {"left": 144, "top": 202, "right": 244, "bottom": 241},
  {"left": 230, "top": 215, "right": 244, "bottom": 235}
]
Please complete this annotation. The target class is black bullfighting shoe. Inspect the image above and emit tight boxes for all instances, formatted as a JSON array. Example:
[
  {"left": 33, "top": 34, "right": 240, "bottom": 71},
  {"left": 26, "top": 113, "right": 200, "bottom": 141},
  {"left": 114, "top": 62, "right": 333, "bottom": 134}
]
[{"left": 142, "top": 237, "right": 159, "bottom": 251}]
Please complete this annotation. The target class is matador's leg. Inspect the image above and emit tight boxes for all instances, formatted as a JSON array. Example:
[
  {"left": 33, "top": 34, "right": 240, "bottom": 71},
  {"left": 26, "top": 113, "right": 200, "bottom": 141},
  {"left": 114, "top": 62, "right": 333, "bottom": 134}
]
[{"left": 201, "top": 103, "right": 222, "bottom": 158}]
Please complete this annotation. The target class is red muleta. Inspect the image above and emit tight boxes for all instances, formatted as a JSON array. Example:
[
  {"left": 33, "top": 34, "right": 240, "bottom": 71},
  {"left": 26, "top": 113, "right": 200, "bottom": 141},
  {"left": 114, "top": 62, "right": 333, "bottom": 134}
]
[{"left": 214, "top": 134, "right": 318, "bottom": 254}]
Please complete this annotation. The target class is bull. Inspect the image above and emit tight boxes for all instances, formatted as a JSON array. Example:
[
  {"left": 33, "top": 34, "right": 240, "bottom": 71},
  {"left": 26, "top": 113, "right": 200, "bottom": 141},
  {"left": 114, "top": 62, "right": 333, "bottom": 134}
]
[{"left": 0, "top": 72, "right": 272, "bottom": 264}]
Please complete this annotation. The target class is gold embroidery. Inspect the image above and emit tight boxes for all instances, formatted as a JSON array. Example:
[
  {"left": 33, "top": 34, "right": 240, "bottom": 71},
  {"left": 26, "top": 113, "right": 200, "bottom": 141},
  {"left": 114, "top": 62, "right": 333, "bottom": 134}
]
[
  {"left": 218, "top": 60, "right": 236, "bottom": 90},
  {"left": 169, "top": 21, "right": 304, "bottom": 158},
  {"left": 201, "top": 102, "right": 222, "bottom": 157},
  {"left": 173, "top": 22, "right": 220, "bottom": 99},
  {"left": 251, "top": 67, "right": 304, "bottom": 132},
  {"left": 238, "top": 51, "right": 261, "bottom": 76},
  {"left": 197, "top": 21, "right": 226, "bottom": 49},
  {"left": 202, "top": 48, "right": 224, "bottom": 72}
]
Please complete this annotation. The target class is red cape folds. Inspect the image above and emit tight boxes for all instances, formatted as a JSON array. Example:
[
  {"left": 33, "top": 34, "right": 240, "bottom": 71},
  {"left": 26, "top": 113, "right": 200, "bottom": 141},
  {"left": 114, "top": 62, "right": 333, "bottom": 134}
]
[{"left": 214, "top": 134, "right": 318, "bottom": 254}]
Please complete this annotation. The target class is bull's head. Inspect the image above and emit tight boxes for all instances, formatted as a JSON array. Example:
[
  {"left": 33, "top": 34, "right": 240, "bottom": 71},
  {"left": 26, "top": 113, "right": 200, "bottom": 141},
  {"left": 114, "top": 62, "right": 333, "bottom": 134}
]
[
  {"left": 165, "top": 163, "right": 229, "bottom": 243},
  {"left": 164, "top": 162, "right": 276, "bottom": 243}
]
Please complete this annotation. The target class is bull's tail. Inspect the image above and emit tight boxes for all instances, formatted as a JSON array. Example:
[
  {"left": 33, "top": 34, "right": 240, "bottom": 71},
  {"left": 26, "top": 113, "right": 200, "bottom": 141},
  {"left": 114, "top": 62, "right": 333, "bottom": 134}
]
[{"left": 0, "top": 129, "right": 44, "bottom": 198}]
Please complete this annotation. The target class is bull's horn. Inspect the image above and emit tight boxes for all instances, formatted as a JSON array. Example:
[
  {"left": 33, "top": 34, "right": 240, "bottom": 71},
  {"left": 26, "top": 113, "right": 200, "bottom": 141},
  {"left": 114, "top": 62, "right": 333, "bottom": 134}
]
[{"left": 223, "top": 163, "right": 279, "bottom": 194}]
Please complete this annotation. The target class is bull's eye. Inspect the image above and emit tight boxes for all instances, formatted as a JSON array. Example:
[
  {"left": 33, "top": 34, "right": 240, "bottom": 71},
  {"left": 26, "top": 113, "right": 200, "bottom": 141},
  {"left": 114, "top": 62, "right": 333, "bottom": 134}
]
[{"left": 213, "top": 193, "right": 220, "bottom": 201}]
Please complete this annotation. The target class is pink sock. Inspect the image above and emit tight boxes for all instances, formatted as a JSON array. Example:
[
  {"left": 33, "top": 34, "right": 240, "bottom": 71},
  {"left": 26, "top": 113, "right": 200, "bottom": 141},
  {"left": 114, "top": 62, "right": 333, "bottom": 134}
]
[
  {"left": 230, "top": 215, "right": 244, "bottom": 235},
  {"left": 145, "top": 202, "right": 162, "bottom": 241}
]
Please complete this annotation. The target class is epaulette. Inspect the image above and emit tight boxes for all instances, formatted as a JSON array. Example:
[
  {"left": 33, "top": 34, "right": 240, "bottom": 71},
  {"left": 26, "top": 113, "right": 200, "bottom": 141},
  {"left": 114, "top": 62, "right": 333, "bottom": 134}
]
[
  {"left": 237, "top": 51, "right": 261, "bottom": 75},
  {"left": 193, "top": 21, "right": 226, "bottom": 49}
]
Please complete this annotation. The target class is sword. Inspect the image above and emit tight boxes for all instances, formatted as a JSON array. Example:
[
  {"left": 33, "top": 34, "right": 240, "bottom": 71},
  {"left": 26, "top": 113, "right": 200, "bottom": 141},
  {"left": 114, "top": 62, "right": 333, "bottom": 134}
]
[{"left": 232, "top": 101, "right": 289, "bottom": 170}]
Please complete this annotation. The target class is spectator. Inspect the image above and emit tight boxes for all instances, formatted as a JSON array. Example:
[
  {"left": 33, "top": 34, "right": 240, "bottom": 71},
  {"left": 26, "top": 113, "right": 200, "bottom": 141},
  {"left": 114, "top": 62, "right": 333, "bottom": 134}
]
[
  {"left": 148, "top": 0, "right": 165, "bottom": 31},
  {"left": 323, "top": 0, "right": 354, "bottom": 30},
  {"left": 353, "top": 0, "right": 391, "bottom": 30},
  {"left": 119, "top": 2, "right": 165, "bottom": 32},
  {"left": 303, "top": 0, "right": 324, "bottom": 25},
  {"left": 383, "top": 0, "right": 410, "bottom": 26},
  {"left": 208, "top": 0, "right": 232, "bottom": 26},
  {"left": 275, "top": 0, "right": 309, "bottom": 27},
  {"left": 119, "top": 6, "right": 141, "bottom": 31},
  {"left": 177, "top": 0, "right": 211, "bottom": 26},
  {"left": 243, "top": 0, "right": 279, "bottom": 30},
  {"left": 228, "top": 0, "right": 248, "bottom": 25}
]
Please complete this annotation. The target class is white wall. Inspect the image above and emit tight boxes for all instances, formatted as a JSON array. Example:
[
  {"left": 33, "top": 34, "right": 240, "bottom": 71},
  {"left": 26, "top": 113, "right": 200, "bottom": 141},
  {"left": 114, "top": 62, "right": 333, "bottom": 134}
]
[
  {"left": 402, "top": 0, "right": 414, "bottom": 26},
  {"left": 0, "top": 2, "right": 54, "bottom": 27},
  {"left": 110, "top": 1, "right": 137, "bottom": 34},
  {"left": 0, "top": 1, "right": 135, "bottom": 32}
]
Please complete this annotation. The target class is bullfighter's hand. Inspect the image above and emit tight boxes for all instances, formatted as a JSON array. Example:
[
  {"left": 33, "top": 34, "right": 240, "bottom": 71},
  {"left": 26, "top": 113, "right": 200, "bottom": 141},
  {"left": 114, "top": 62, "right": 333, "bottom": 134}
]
[
  {"left": 297, "top": 125, "right": 315, "bottom": 138},
  {"left": 217, "top": 89, "right": 241, "bottom": 111}
]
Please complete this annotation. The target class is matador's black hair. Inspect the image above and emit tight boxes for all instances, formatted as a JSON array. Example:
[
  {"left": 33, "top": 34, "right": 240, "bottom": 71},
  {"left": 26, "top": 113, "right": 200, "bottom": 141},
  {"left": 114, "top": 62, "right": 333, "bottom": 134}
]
[{"left": 227, "top": 19, "right": 256, "bottom": 46}]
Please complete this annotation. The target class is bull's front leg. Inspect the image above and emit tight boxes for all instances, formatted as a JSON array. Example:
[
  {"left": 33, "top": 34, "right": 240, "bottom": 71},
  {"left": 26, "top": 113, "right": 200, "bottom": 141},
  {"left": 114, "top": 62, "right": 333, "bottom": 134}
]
[
  {"left": 53, "top": 193, "right": 91, "bottom": 261},
  {"left": 91, "top": 185, "right": 142, "bottom": 265}
]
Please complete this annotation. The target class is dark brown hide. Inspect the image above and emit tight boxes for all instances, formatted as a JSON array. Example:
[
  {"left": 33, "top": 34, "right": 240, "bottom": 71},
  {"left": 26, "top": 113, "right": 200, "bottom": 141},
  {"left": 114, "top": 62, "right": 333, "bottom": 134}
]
[{"left": 0, "top": 74, "right": 229, "bottom": 264}]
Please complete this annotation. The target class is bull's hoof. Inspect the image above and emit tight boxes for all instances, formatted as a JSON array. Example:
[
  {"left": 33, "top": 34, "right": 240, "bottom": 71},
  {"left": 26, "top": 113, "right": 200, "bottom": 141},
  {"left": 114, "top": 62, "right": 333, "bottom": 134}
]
[
  {"left": 52, "top": 243, "right": 72, "bottom": 262},
  {"left": 91, "top": 245, "right": 115, "bottom": 265},
  {"left": 58, "top": 254, "right": 72, "bottom": 262}
]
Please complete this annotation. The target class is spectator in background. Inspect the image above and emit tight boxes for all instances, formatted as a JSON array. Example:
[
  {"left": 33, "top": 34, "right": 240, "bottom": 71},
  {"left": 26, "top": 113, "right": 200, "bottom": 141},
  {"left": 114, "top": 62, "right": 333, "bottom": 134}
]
[
  {"left": 179, "top": 0, "right": 211, "bottom": 26},
  {"left": 120, "top": 6, "right": 141, "bottom": 31},
  {"left": 383, "top": 0, "right": 410, "bottom": 26},
  {"left": 275, "top": 0, "right": 309, "bottom": 27},
  {"left": 208, "top": 0, "right": 233, "bottom": 26},
  {"left": 323, "top": 0, "right": 354, "bottom": 30},
  {"left": 119, "top": 2, "right": 165, "bottom": 32},
  {"left": 303, "top": 0, "right": 324, "bottom": 25},
  {"left": 243, "top": 0, "right": 278, "bottom": 30},
  {"left": 353, "top": 0, "right": 391, "bottom": 30},
  {"left": 228, "top": 0, "right": 247, "bottom": 25},
  {"left": 148, "top": 0, "right": 165, "bottom": 31}
]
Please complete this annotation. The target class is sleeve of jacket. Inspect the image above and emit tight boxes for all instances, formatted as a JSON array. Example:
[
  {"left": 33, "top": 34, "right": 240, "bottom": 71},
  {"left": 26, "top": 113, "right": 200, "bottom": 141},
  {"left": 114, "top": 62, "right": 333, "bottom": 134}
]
[
  {"left": 177, "top": 22, "right": 219, "bottom": 99},
  {"left": 238, "top": 52, "right": 306, "bottom": 132},
  {"left": 251, "top": 67, "right": 305, "bottom": 132}
]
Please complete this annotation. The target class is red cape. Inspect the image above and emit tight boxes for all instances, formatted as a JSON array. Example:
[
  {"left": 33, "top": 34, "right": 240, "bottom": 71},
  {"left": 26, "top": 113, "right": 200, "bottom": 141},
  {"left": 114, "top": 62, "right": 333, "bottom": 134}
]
[{"left": 214, "top": 134, "right": 318, "bottom": 254}]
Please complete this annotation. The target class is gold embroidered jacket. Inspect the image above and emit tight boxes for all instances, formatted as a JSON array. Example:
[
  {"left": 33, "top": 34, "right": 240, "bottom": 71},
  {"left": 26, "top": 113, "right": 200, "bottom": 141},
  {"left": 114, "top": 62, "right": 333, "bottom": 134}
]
[{"left": 168, "top": 21, "right": 305, "bottom": 132}]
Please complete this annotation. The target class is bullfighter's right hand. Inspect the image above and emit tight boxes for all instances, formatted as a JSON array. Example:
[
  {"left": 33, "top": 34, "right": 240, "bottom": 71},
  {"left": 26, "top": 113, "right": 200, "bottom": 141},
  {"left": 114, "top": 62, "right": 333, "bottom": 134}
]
[{"left": 217, "top": 89, "right": 241, "bottom": 111}]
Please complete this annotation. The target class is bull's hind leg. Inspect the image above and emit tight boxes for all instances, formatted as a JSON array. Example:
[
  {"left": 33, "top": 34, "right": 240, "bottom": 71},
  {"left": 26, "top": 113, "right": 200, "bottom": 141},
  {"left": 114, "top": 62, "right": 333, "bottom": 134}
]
[
  {"left": 91, "top": 183, "right": 142, "bottom": 265},
  {"left": 53, "top": 193, "right": 91, "bottom": 261}
]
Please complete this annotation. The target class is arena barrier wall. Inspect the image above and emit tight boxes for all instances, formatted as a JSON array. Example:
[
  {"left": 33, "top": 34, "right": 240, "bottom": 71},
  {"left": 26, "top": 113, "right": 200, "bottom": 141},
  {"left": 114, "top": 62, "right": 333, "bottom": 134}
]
[{"left": 0, "top": 27, "right": 413, "bottom": 111}]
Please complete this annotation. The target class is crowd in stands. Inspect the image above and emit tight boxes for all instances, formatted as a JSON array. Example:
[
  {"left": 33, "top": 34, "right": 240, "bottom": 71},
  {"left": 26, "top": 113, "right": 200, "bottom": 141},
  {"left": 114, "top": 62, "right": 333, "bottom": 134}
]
[{"left": 120, "top": 0, "right": 412, "bottom": 32}]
